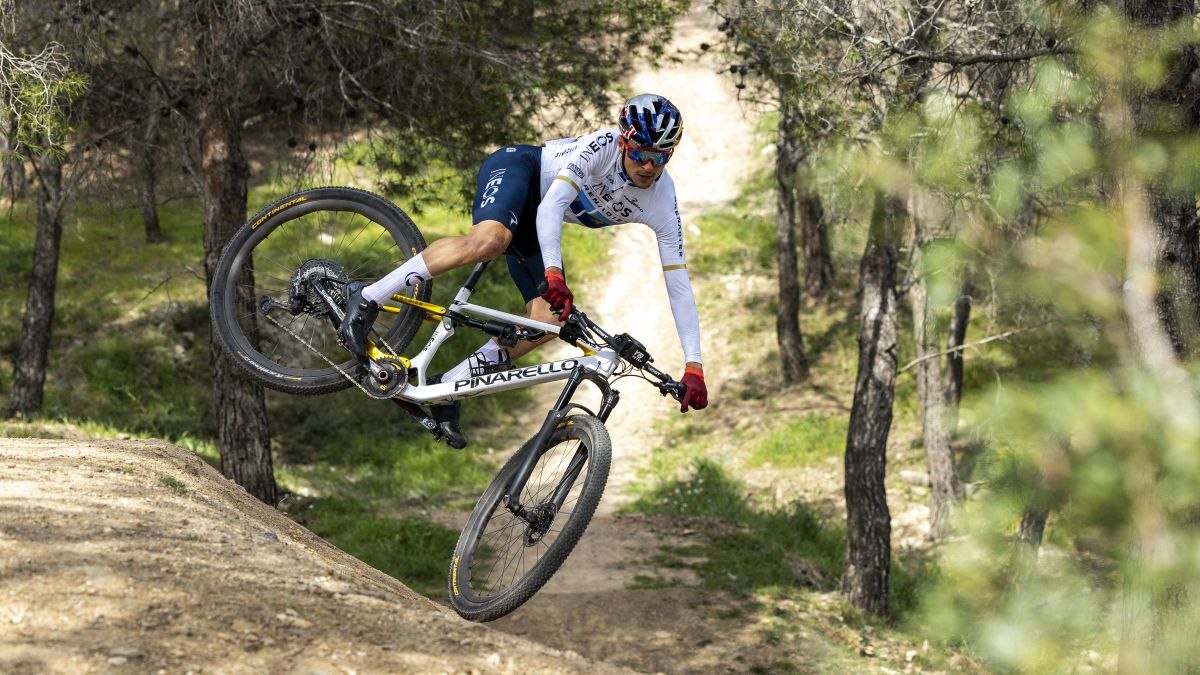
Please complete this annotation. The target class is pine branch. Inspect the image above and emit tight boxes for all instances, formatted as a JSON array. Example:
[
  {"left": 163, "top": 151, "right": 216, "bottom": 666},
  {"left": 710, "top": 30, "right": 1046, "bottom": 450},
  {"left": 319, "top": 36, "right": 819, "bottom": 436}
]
[{"left": 898, "top": 321, "right": 1056, "bottom": 373}]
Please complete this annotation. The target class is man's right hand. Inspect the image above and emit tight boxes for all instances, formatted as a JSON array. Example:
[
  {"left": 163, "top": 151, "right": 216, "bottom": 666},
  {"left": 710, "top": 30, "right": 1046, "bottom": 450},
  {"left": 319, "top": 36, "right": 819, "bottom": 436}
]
[
  {"left": 679, "top": 364, "right": 707, "bottom": 413},
  {"left": 541, "top": 268, "right": 574, "bottom": 318}
]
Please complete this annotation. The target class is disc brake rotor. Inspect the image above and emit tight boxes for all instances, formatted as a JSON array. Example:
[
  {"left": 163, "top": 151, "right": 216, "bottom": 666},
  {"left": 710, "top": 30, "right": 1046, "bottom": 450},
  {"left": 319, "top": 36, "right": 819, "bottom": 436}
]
[{"left": 524, "top": 503, "right": 558, "bottom": 546}]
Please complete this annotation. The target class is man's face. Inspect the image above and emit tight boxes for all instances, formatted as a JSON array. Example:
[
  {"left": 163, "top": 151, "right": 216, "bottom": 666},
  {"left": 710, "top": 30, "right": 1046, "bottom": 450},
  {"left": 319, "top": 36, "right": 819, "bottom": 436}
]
[{"left": 621, "top": 141, "right": 672, "bottom": 188}]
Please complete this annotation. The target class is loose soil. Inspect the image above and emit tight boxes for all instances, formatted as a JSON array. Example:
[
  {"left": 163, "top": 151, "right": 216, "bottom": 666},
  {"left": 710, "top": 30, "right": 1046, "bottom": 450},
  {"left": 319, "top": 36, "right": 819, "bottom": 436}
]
[{"left": 0, "top": 438, "right": 628, "bottom": 674}]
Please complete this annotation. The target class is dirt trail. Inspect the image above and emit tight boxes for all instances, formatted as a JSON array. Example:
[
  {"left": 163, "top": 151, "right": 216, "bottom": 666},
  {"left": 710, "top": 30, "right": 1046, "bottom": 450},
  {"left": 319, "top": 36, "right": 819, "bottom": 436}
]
[
  {"left": 487, "top": 7, "right": 761, "bottom": 672},
  {"left": 0, "top": 438, "right": 626, "bottom": 674}
]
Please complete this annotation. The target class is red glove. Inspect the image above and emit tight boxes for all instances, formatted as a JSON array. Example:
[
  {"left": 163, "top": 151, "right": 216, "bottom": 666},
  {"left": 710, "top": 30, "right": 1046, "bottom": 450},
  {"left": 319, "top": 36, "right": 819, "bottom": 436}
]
[
  {"left": 541, "top": 268, "right": 574, "bottom": 318},
  {"left": 679, "top": 365, "right": 707, "bottom": 413}
]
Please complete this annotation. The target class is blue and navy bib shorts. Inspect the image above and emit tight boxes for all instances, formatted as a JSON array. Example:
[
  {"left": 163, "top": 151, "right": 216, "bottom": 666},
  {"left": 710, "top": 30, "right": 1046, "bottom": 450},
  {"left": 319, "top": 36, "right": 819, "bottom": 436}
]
[{"left": 471, "top": 144, "right": 559, "bottom": 304}]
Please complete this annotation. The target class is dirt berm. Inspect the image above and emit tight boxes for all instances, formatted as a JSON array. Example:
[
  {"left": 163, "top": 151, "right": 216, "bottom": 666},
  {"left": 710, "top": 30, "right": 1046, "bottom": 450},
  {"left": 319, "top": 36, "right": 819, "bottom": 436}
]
[{"left": 0, "top": 438, "right": 632, "bottom": 674}]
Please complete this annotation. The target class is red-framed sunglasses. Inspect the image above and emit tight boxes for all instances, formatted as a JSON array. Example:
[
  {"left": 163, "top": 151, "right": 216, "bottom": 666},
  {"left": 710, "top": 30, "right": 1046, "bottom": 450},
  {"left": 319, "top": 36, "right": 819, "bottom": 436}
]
[{"left": 620, "top": 137, "right": 673, "bottom": 167}]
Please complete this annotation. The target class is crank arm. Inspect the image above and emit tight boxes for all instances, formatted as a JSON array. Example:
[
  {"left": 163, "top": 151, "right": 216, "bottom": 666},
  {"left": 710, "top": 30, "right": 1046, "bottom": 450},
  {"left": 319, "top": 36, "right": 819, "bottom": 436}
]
[{"left": 390, "top": 399, "right": 446, "bottom": 442}]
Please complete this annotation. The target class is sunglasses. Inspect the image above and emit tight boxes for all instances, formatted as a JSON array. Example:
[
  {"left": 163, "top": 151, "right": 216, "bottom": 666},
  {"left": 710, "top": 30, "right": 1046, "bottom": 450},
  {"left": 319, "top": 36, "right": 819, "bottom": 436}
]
[{"left": 622, "top": 139, "right": 673, "bottom": 167}]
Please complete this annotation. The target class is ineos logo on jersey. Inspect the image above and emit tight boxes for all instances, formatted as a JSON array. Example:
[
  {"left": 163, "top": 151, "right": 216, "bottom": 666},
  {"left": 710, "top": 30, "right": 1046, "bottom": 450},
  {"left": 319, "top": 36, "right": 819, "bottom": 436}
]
[
  {"left": 578, "top": 132, "right": 615, "bottom": 165},
  {"left": 479, "top": 168, "right": 506, "bottom": 208}
]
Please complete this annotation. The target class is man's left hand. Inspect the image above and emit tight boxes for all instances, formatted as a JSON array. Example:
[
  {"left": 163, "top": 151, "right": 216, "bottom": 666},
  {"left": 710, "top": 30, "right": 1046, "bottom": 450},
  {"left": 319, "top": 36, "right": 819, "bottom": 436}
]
[
  {"left": 541, "top": 268, "right": 574, "bottom": 318},
  {"left": 679, "top": 364, "right": 707, "bottom": 413}
]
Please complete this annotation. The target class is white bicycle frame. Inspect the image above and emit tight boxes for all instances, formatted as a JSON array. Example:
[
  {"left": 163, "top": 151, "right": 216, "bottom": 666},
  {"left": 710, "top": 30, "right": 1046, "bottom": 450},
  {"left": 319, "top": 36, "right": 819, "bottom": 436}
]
[
  {"left": 383, "top": 263, "right": 620, "bottom": 405},
  {"left": 367, "top": 260, "right": 678, "bottom": 514}
]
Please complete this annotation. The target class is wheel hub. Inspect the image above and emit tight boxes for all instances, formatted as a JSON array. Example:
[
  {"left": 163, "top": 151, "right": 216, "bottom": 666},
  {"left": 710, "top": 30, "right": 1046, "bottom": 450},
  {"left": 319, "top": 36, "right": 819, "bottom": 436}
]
[{"left": 523, "top": 502, "right": 558, "bottom": 546}]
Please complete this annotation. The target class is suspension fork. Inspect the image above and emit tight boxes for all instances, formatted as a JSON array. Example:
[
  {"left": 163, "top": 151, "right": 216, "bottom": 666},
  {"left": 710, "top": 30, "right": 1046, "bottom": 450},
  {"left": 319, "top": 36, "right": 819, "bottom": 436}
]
[{"left": 502, "top": 369, "right": 620, "bottom": 520}]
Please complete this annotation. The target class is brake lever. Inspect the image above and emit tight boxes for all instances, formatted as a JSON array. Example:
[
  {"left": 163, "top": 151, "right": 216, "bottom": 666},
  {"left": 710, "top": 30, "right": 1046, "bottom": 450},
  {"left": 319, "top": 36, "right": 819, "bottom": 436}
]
[{"left": 658, "top": 379, "right": 686, "bottom": 402}]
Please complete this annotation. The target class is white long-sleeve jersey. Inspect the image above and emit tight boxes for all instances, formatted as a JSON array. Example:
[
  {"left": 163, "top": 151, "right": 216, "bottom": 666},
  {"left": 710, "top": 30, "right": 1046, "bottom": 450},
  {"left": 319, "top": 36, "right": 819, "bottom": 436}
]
[{"left": 535, "top": 128, "right": 702, "bottom": 365}]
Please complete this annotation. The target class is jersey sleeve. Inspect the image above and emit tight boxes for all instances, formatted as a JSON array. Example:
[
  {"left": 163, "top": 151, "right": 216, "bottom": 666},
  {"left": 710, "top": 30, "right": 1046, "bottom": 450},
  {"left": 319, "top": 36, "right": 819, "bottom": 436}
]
[
  {"left": 649, "top": 194, "right": 703, "bottom": 364},
  {"left": 536, "top": 129, "right": 620, "bottom": 271}
]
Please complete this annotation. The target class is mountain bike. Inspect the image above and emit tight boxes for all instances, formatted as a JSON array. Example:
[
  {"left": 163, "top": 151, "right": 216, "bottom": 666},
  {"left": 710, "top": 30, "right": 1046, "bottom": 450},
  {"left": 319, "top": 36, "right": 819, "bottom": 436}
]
[{"left": 209, "top": 186, "right": 688, "bottom": 622}]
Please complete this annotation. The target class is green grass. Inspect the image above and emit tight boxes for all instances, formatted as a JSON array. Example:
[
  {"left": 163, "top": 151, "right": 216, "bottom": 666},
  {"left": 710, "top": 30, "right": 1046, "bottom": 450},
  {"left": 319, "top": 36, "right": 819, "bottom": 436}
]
[
  {"left": 626, "top": 459, "right": 844, "bottom": 592},
  {"left": 304, "top": 496, "right": 459, "bottom": 596},
  {"left": 690, "top": 209, "right": 775, "bottom": 273},
  {"left": 747, "top": 415, "right": 848, "bottom": 468},
  {"left": 158, "top": 475, "right": 188, "bottom": 495},
  {"left": 625, "top": 459, "right": 936, "bottom": 617}
]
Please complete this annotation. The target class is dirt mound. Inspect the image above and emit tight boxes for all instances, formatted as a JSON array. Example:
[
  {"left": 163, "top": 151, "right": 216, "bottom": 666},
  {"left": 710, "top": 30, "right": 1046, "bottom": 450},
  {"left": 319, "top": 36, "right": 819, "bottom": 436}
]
[{"left": 0, "top": 438, "right": 630, "bottom": 674}]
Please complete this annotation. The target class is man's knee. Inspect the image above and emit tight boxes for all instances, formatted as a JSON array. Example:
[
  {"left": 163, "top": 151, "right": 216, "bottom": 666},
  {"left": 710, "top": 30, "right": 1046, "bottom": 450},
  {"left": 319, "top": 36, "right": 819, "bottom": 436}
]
[
  {"left": 466, "top": 221, "right": 512, "bottom": 261},
  {"left": 526, "top": 297, "right": 564, "bottom": 327}
]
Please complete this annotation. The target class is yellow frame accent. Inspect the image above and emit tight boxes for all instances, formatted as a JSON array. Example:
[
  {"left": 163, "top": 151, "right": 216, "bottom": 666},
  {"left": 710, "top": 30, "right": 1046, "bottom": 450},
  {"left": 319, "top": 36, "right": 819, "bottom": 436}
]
[
  {"left": 365, "top": 342, "right": 410, "bottom": 367},
  {"left": 382, "top": 294, "right": 447, "bottom": 321},
  {"left": 376, "top": 294, "right": 597, "bottom": 357}
]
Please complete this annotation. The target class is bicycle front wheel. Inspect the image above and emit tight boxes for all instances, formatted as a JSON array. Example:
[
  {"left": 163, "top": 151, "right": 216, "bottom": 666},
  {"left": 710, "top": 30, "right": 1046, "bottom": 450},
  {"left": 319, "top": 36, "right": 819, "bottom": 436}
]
[
  {"left": 210, "top": 186, "right": 430, "bottom": 395},
  {"left": 449, "top": 415, "right": 611, "bottom": 622}
]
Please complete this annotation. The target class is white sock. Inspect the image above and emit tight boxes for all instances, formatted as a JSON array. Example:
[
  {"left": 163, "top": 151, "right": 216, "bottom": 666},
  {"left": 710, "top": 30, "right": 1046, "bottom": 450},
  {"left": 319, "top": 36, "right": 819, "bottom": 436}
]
[
  {"left": 362, "top": 253, "right": 431, "bottom": 304},
  {"left": 442, "top": 340, "right": 505, "bottom": 382}
]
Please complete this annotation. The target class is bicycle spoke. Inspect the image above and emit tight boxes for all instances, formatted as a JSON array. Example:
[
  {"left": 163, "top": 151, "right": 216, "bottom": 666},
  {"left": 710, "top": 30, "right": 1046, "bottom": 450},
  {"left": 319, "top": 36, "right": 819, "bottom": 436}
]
[{"left": 467, "top": 434, "right": 597, "bottom": 600}]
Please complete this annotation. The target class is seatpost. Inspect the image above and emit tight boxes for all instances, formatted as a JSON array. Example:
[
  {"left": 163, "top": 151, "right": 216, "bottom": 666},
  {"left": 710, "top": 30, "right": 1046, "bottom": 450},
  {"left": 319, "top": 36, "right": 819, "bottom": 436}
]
[{"left": 462, "top": 261, "right": 489, "bottom": 292}]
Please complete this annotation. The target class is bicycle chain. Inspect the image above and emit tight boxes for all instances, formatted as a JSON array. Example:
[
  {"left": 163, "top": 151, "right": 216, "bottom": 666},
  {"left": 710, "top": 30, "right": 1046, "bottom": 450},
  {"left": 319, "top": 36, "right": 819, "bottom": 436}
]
[{"left": 262, "top": 311, "right": 400, "bottom": 399}]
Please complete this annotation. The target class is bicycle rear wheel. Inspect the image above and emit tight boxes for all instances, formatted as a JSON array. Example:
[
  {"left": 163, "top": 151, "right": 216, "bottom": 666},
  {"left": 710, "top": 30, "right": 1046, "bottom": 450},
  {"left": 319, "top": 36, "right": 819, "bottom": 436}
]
[
  {"left": 449, "top": 415, "right": 611, "bottom": 622},
  {"left": 210, "top": 186, "right": 430, "bottom": 395}
]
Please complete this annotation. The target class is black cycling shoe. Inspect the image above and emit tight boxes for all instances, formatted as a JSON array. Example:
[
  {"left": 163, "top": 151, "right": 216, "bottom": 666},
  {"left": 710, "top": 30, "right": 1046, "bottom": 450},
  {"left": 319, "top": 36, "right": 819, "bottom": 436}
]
[
  {"left": 432, "top": 400, "right": 468, "bottom": 449},
  {"left": 427, "top": 373, "right": 468, "bottom": 449},
  {"left": 338, "top": 281, "right": 379, "bottom": 361}
]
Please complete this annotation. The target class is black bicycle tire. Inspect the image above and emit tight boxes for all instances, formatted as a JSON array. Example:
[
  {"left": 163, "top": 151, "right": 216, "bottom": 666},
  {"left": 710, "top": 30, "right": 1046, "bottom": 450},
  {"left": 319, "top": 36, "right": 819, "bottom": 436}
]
[
  {"left": 210, "top": 186, "right": 430, "bottom": 395},
  {"left": 448, "top": 415, "right": 611, "bottom": 622}
]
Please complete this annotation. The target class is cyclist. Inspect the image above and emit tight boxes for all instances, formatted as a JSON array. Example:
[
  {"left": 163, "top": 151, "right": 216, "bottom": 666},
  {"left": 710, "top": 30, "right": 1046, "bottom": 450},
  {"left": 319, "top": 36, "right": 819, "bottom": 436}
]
[{"left": 339, "top": 93, "right": 707, "bottom": 446}]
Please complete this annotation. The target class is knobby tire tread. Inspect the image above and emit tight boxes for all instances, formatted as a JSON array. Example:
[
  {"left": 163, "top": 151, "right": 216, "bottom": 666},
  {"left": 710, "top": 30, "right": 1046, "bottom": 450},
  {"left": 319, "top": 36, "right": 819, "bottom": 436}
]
[
  {"left": 209, "top": 186, "right": 429, "bottom": 395},
  {"left": 449, "top": 415, "right": 611, "bottom": 622}
]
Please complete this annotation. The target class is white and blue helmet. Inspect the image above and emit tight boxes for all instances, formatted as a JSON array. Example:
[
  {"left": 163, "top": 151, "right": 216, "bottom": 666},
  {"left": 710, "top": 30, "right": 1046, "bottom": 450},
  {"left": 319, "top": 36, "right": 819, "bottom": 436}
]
[{"left": 619, "top": 93, "right": 683, "bottom": 150}]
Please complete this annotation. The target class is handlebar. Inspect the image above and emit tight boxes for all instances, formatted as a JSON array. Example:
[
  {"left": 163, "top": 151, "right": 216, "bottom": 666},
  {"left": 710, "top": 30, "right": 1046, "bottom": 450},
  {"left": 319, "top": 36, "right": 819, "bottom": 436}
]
[
  {"left": 535, "top": 280, "right": 687, "bottom": 401},
  {"left": 556, "top": 305, "right": 687, "bottom": 402}
]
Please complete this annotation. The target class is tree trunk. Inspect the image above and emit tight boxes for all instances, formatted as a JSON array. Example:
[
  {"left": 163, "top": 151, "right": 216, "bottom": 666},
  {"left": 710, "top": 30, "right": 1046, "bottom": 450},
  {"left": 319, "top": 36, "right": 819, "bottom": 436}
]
[
  {"left": 140, "top": 114, "right": 166, "bottom": 244},
  {"left": 1006, "top": 503, "right": 1050, "bottom": 588},
  {"left": 1148, "top": 184, "right": 1200, "bottom": 357},
  {"left": 0, "top": 123, "right": 27, "bottom": 199},
  {"left": 1124, "top": 0, "right": 1200, "bottom": 358},
  {"left": 6, "top": 152, "right": 64, "bottom": 418},
  {"left": 911, "top": 233, "right": 963, "bottom": 539},
  {"left": 775, "top": 98, "right": 809, "bottom": 384},
  {"left": 799, "top": 190, "right": 834, "bottom": 298},
  {"left": 1018, "top": 506, "right": 1048, "bottom": 548},
  {"left": 944, "top": 276, "right": 972, "bottom": 427},
  {"left": 842, "top": 192, "right": 900, "bottom": 616},
  {"left": 196, "top": 3, "right": 277, "bottom": 506}
]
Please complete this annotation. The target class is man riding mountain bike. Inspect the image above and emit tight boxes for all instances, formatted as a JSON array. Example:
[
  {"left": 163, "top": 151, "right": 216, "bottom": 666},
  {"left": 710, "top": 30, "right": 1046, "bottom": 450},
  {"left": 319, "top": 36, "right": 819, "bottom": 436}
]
[{"left": 338, "top": 93, "right": 708, "bottom": 447}]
